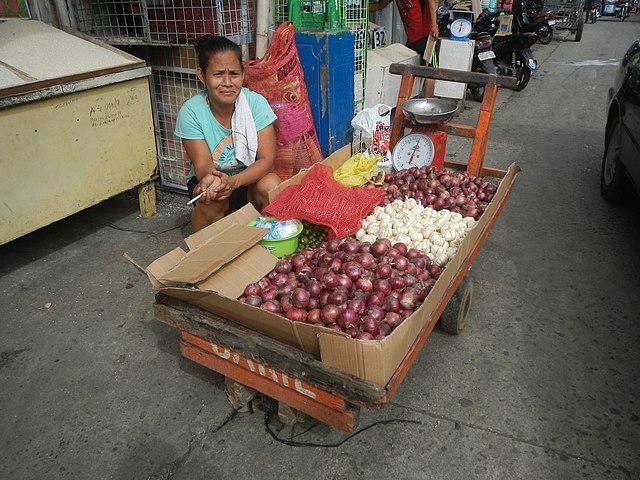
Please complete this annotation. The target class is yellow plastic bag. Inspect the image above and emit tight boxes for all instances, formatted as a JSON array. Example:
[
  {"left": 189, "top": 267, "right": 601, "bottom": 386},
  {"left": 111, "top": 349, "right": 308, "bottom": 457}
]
[{"left": 333, "top": 152, "right": 385, "bottom": 188}]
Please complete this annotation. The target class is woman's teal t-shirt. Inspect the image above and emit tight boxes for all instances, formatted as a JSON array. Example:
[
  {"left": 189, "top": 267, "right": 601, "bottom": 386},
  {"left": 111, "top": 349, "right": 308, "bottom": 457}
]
[{"left": 174, "top": 88, "right": 276, "bottom": 181}]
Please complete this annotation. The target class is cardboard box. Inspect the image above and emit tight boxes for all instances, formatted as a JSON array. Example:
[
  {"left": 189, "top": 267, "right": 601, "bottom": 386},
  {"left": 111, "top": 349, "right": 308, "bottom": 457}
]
[
  {"left": 365, "top": 43, "right": 423, "bottom": 108},
  {"left": 495, "top": 15, "right": 513, "bottom": 36},
  {"left": 137, "top": 146, "right": 520, "bottom": 387}
]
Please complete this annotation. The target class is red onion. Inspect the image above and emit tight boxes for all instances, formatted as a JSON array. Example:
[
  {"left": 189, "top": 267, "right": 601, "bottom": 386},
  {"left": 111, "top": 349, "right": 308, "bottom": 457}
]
[
  {"left": 308, "top": 298, "right": 319, "bottom": 310},
  {"left": 321, "top": 271, "right": 339, "bottom": 289},
  {"left": 338, "top": 308, "right": 359, "bottom": 329},
  {"left": 373, "top": 278, "right": 392, "bottom": 295},
  {"left": 346, "top": 327, "right": 359, "bottom": 338},
  {"left": 393, "top": 242, "right": 408, "bottom": 255},
  {"left": 347, "top": 298, "right": 366, "bottom": 315},
  {"left": 344, "top": 262, "right": 363, "bottom": 281},
  {"left": 376, "top": 263, "right": 392, "bottom": 279},
  {"left": 394, "top": 256, "right": 409, "bottom": 272},
  {"left": 272, "top": 272, "right": 288, "bottom": 287},
  {"left": 371, "top": 239, "right": 390, "bottom": 258},
  {"left": 341, "top": 238, "right": 359, "bottom": 254},
  {"left": 320, "top": 304, "right": 340, "bottom": 325},
  {"left": 291, "top": 253, "right": 306, "bottom": 270},
  {"left": 306, "top": 308, "right": 322, "bottom": 325},
  {"left": 326, "top": 239, "right": 341, "bottom": 254},
  {"left": 390, "top": 276, "right": 406, "bottom": 290},
  {"left": 378, "top": 323, "right": 392, "bottom": 337},
  {"left": 286, "top": 308, "right": 307, "bottom": 322},
  {"left": 367, "top": 291, "right": 385, "bottom": 307},
  {"left": 327, "top": 323, "right": 344, "bottom": 333},
  {"left": 306, "top": 280, "right": 323, "bottom": 298},
  {"left": 355, "top": 277, "right": 373, "bottom": 293},
  {"left": 280, "top": 295, "right": 294, "bottom": 312},
  {"left": 366, "top": 305, "right": 385, "bottom": 322},
  {"left": 399, "top": 288, "right": 420, "bottom": 310},
  {"left": 328, "top": 289, "right": 348, "bottom": 306},
  {"left": 319, "top": 290, "right": 330, "bottom": 307},
  {"left": 261, "top": 300, "right": 282, "bottom": 314},
  {"left": 384, "top": 312, "right": 403, "bottom": 330},
  {"left": 261, "top": 286, "right": 279, "bottom": 301},
  {"left": 327, "top": 257, "right": 343, "bottom": 272},
  {"left": 428, "top": 264, "right": 442, "bottom": 277},
  {"left": 355, "top": 253, "right": 375, "bottom": 270},
  {"left": 362, "top": 316, "right": 381, "bottom": 336},
  {"left": 291, "top": 288, "right": 310, "bottom": 309},
  {"left": 245, "top": 295, "right": 262, "bottom": 307},
  {"left": 244, "top": 283, "right": 261, "bottom": 297},
  {"left": 336, "top": 274, "right": 353, "bottom": 290},
  {"left": 274, "top": 259, "right": 292, "bottom": 274},
  {"left": 383, "top": 295, "right": 401, "bottom": 313}
]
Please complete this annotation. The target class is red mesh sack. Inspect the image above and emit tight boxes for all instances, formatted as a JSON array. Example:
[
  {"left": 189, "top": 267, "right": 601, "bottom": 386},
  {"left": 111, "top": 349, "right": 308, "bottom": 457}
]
[
  {"left": 264, "top": 165, "right": 386, "bottom": 239},
  {"left": 244, "top": 23, "right": 324, "bottom": 178}
]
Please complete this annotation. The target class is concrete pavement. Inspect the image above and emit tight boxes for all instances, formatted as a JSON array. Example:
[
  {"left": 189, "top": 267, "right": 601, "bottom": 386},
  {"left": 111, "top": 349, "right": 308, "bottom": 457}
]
[{"left": 1, "top": 16, "right": 639, "bottom": 480}]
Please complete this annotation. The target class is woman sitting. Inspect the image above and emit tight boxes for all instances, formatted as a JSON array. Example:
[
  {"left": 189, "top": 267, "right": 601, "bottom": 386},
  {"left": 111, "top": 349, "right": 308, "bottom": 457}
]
[{"left": 175, "top": 35, "right": 281, "bottom": 233}]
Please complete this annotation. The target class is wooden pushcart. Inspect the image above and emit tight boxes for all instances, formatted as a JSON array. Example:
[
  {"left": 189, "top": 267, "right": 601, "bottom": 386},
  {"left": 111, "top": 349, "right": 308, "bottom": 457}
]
[{"left": 153, "top": 66, "right": 521, "bottom": 432}]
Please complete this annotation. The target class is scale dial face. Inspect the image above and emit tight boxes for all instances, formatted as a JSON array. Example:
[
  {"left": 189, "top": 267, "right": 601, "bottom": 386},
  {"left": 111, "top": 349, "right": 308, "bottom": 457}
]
[
  {"left": 450, "top": 18, "right": 473, "bottom": 39},
  {"left": 392, "top": 132, "right": 435, "bottom": 171}
]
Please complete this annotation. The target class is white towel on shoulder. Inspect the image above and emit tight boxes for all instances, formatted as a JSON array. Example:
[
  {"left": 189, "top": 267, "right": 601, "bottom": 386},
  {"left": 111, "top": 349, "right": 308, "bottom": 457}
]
[{"left": 232, "top": 90, "right": 258, "bottom": 167}]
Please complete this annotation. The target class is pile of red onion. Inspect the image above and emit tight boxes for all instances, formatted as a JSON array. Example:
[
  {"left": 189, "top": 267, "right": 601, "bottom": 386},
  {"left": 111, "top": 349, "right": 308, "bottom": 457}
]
[
  {"left": 381, "top": 166, "right": 498, "bottom": 220},
  {"left": 238, "top": 238, "right": 442, "bottom": 341}
]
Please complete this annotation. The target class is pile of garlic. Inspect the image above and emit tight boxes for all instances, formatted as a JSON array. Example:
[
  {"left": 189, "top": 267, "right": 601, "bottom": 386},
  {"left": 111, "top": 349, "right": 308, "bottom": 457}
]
[{"left": 356, "top": 198, "right": 477, "bottom": 265}]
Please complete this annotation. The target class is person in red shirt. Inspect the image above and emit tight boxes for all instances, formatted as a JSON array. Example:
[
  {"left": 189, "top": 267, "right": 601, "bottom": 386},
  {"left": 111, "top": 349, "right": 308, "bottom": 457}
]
[{"left": 370, "top": 0, "right": 439, "bottom": 58}]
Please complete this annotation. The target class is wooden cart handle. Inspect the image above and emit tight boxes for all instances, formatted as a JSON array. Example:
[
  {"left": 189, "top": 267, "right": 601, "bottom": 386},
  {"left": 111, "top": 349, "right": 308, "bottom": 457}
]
[{"left": 388, "top": 64, "right": 516, "bottom": 176}]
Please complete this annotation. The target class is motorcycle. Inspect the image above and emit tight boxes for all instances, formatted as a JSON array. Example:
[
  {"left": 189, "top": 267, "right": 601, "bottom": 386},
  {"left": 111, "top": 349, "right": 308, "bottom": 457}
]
[
  {"left": 587, "top": 5, "right": 599, "bottom": 23},
  {"left": 617, "top": 1, "right": 630, "bottom": 19},
  {"left": 470, "top": 8, "right": 539, "bottom": 96},
  {"left": 512, "top": 0, "right": 555, "bottom": 45}
]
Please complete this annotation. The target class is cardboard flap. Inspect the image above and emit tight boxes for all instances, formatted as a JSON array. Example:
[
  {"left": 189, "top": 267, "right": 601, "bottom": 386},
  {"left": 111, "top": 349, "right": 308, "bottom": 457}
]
[
  {"left": 185, "top": 203, "right": 261, "bottom": 250},
  {"left": 141, "top": 247, "right": 187, "bottom": 289},
  {"left": 197, "top": 244, "right": 278, "bottom": 299},
  {"left": 160, "top": 224, "right": 267, "bottom": 284}
]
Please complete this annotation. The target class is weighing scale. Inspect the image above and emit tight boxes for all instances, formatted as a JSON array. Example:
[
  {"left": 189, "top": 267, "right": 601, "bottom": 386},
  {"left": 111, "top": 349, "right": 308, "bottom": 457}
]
[
  {"left": 448, "top": 10, "right": 475, "bottom": 42},
  {"left": 392, "top": 130, "right": 447, "bottom": 171}
]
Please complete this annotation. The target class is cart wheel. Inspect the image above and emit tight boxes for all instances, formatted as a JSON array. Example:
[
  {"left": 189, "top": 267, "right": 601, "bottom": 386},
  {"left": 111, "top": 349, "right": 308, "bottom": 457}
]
[
  {"left": 439, "top": 277, "right": 473, "bottom": 335},
  {"left": 575, "top": 16, "right": 584, "bottom": 41}
]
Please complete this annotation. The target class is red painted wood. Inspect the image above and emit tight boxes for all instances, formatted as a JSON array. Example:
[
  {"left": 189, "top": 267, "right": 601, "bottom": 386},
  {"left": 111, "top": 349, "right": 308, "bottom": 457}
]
[{"left": 180, "top": 340, "right": 358, "bottom": 432}]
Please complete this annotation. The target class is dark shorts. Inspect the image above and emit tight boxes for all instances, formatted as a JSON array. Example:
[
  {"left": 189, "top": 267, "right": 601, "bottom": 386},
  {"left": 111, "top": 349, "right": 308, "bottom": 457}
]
[
  {"left": 187, "top": 176, "right": 249, "bottom": 212},
  {"left": 406, "top": 36, "right": 429, "bottom": 63}
]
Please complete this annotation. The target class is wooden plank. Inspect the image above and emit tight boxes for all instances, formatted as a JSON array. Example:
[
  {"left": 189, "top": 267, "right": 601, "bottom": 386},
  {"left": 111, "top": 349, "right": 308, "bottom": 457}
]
[
  {"left": 388, "top": 64, "right": 517, "bottom": 89},
  {"left": 0, "top": 63, "right": 147, "bottom": 100},
  {"left": 138, "top": 180, "right": 157, "bottom": 218},
  {"left": 181, "top": 340, "right": 359, "bottom": 432},
  {"left": 182, "top": 331, "right": 348, "bottom": 413},
  {"left": 153, "top": 294, "right": 388, "bottom": 409}
]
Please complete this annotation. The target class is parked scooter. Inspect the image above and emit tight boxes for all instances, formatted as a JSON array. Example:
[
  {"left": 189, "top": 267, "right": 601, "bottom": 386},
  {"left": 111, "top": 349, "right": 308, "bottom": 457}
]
[
  {"left": 471, "top": 8, "right": 539, "bottom": 94},
  {"left": 587, "top": 4, "right": 599, "bottom": 22},
  {"left": 512, "top": 0, "right": 555, "bottom": 45}
]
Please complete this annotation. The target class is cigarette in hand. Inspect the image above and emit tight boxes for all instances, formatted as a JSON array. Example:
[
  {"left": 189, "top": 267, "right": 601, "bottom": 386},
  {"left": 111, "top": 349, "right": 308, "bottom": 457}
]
[{"left": 186, "top": 190, "right": 206, "bottom": 206}]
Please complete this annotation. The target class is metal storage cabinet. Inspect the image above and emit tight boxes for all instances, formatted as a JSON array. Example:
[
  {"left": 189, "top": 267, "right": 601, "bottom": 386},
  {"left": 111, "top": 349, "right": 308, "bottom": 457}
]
[
  {"left": 0, "top": 20, "right": 157, "bottom": 245},
  {"left": 294, "top": 31, "right": 355, "bottom": 157}
]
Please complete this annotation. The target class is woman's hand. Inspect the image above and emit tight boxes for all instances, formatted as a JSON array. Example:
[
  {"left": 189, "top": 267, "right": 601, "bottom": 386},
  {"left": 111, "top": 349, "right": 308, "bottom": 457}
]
[
  {"left": 195, "top": 173, "right": 223, "bottom": 203},
  {"left": 210, "top": 171, "right": 239, "bottom": 201}
]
